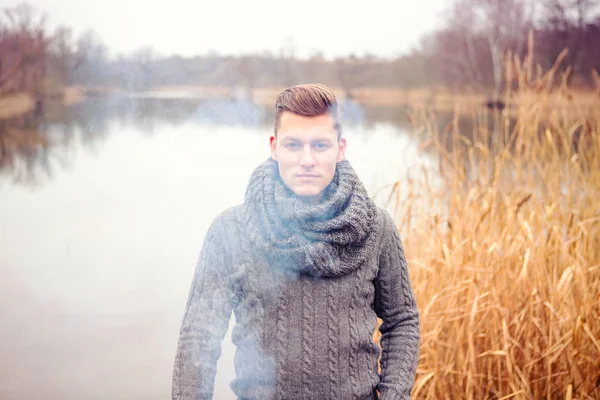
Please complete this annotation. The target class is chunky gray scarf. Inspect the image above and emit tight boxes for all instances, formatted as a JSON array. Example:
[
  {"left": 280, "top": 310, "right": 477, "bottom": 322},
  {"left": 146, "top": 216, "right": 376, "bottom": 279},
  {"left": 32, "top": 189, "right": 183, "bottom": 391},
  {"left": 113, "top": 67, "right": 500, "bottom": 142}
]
[{"left": 243, "top": 158, "right": 378, "bottom": 278}]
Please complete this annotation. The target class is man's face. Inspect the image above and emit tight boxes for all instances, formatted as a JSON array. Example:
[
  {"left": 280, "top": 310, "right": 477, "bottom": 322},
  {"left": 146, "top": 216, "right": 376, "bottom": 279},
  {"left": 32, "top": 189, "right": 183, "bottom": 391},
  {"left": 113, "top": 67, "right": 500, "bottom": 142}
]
[{"left": 270, "top": 111, "right": 346, "bottom": 201}]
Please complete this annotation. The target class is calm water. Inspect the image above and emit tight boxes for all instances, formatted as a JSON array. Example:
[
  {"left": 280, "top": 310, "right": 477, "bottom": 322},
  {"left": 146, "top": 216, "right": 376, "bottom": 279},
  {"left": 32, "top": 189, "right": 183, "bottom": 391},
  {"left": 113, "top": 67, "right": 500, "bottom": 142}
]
[{"left": 0, "top": 96, "right": 439, "bottom": 399}]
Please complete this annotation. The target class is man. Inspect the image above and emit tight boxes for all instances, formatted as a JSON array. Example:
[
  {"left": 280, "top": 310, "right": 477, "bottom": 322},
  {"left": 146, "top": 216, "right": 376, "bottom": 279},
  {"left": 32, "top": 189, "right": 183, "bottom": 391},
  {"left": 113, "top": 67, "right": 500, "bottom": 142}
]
[{"left": 172, "top": 83, "right": 420, "bottom": 399}]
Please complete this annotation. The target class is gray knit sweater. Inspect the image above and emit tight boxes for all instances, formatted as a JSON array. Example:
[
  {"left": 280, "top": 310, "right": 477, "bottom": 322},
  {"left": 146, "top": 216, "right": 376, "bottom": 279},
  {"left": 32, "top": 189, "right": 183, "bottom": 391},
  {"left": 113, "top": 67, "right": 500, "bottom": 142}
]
[{"left": 172, "top": 158, "right": 420, "bottom": 400}]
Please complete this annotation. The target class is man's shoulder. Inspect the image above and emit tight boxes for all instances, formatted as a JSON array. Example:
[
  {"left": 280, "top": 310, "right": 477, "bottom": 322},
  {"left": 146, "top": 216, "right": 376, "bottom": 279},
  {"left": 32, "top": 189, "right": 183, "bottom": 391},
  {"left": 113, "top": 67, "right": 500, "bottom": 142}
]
[
  {"left": 203, "top": 205, "right": 245, "bottom": 249},
  {"left": 373, "top": 205, "right": 401, "bottom": 243},
  {"left": 212, "top": 204, "right": 244, "bottom": 227},
  {"left": 374, "top": 205, "right": 395, "bottom": 228}
]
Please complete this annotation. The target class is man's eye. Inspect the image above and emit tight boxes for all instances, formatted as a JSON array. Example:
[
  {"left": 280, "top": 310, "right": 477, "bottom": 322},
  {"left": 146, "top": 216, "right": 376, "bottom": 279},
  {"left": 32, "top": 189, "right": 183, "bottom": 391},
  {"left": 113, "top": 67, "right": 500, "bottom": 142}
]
[
  {"left": 314, "top": 143, "right": 328, "bottom": 150},
  {"left": 286, "top": 143, "right": 301, "bottom": 149}
]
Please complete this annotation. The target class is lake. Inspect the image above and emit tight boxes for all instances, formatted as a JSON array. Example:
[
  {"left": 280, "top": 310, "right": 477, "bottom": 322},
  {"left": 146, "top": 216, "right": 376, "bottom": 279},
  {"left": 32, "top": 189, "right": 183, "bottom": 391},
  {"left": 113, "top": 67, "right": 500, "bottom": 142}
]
[{"left": 0, "top": 95, "right": 439, "bottom": 399}]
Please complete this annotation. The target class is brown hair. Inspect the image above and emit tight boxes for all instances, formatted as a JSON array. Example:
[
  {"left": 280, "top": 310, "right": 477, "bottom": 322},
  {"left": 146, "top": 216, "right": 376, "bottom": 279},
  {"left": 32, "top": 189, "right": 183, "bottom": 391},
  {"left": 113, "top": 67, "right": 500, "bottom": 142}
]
[{"left": 273, "top": 83, "right": 342, "bottom": 139}]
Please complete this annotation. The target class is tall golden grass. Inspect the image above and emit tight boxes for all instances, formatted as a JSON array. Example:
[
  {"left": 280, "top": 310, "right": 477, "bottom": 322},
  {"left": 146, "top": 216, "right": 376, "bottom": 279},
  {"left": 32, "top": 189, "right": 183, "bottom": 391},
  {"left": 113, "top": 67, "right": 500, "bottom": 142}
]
[{"left": 386, "top": 38, "right": 600, "bottom": 399}]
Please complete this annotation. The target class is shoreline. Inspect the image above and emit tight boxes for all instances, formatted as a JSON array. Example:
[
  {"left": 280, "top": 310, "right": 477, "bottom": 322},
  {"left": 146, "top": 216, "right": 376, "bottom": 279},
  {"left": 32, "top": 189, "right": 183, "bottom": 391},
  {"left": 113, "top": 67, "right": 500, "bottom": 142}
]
[{"left": 1, "top": 86, "right": 598, "bottom": 121}]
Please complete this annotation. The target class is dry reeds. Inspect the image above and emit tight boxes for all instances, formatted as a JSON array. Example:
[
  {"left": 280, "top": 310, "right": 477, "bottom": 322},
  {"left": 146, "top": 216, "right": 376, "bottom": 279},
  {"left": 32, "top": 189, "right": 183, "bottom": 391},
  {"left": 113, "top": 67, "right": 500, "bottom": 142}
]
[{"left": 387, "top": 37, "right": 600, "bottom": 399}]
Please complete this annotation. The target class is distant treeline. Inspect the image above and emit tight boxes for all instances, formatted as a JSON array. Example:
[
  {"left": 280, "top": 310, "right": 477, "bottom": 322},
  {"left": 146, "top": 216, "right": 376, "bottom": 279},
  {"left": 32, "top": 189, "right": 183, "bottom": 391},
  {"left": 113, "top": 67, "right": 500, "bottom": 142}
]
[{"left": 1, "top": 0, "right": 599, "bottom": 99}]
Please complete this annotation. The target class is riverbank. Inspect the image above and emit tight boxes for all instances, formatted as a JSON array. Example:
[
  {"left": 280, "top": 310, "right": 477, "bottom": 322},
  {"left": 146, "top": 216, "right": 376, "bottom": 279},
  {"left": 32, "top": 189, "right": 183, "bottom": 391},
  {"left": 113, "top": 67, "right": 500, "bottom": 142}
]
[
  {"left": 0, "top": 87, "right": 102, "bottom": 120},
  {"left": 147, "top": 85, "right": 599, "bottom": 113},
  {"left": 2, "top": 85, "right": 598, "bottom": 121},
  {"left": 0, "top": 94, "right": 34, "bottom": 120}
]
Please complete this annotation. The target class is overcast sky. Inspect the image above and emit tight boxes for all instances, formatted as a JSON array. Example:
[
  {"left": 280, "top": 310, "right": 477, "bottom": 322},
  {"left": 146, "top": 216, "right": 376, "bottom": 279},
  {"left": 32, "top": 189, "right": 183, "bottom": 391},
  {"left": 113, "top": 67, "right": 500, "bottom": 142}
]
[{"left": 4, "top": 0, "right": 450, "bottom": 59}]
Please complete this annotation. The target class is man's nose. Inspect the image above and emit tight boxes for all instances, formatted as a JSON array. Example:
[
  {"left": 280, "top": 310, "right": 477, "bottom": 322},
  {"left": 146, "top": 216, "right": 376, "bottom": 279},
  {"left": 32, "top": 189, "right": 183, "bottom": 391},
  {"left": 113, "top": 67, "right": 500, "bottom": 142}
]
[{"left": 299, "top": 147, "right": 316, "bottom": 167}]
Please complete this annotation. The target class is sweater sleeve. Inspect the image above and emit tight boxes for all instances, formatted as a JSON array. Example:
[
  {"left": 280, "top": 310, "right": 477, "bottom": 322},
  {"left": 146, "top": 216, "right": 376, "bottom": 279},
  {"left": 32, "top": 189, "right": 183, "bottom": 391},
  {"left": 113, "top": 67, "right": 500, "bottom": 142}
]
[
  {"left": 172, "top": 214, "right": 235, "bottom": 400},
  {"left": 374, "top": 211, "right": 420, "bottom": 400}
]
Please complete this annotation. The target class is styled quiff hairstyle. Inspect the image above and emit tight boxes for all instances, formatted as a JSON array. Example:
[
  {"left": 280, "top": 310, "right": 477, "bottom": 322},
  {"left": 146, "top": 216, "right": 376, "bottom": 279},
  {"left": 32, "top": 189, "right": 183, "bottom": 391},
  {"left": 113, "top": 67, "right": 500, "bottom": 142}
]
[{"left": 273, "top": 83, "right": 342, "bottom": 139}]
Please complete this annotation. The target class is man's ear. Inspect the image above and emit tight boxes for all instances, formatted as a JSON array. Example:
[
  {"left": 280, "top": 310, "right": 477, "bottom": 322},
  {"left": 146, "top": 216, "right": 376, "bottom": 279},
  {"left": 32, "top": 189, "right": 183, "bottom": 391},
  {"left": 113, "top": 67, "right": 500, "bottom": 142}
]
[
  {"left": 270, "top": 136, "right": 278, "bottom": 160},
  {"left": 337, "top": 137, "right": 347, "bottom": 162}
]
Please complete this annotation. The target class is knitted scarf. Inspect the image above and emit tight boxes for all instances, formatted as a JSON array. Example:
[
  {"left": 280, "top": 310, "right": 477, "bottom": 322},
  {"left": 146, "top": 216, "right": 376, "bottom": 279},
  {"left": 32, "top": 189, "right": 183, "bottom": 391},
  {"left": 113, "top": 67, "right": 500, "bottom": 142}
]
[{"left": 243, "top": 157, "right": 378, "bottom": 278}]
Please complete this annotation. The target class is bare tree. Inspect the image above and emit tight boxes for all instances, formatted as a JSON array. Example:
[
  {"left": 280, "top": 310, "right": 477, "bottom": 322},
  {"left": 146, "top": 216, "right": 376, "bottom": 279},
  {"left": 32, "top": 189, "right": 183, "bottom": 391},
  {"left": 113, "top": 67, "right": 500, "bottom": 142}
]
[
  {"left": 47, "top": 26, "right": 84, "bottom": 86},
  {"left": 0, "top": 3, "right": 49, "bottom": 97},
  {"left": 334, "top": 54, "right": 372, "bottom": 99},
  {"left": 479, "top": 0, "right": 533, "bottom": 95},
  {"left": 449, "top": 0, "right": 533, "bottom": 95},
  {"left": 235, "top": 55, "right": 259, "bottom": 100},
  {"left": 279, "top": 37, "right": 297, "bottom": 86},
  {"left": 539, "top": 0, "right": 600, "bottom": 80},
  {"left": 68, "top": 29, "right": 108, "bottom": 86}
]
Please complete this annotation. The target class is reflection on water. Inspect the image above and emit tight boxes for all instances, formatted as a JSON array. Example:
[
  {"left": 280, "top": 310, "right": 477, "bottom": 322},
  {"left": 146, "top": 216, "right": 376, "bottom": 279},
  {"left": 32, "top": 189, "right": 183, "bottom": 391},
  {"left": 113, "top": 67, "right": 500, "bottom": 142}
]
[
  {"left": 0, "top": 96, "right": 419, "bottom": 187},
  {"left": 0, "top": 96, "right": 438, "bottom": 400},
  {"left": 0, "top": 113, "right": 56, "bottom": 187}
]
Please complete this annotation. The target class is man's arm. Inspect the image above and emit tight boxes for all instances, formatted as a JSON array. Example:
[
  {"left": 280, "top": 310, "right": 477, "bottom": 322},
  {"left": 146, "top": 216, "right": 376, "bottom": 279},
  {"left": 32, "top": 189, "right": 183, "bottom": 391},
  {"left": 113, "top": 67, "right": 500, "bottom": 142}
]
[
  {"left": 172, "top": 215, "right": 234, "bottom": 400},
  {"left": 374, "top": 211, "right": 421, "bottom": 400}
]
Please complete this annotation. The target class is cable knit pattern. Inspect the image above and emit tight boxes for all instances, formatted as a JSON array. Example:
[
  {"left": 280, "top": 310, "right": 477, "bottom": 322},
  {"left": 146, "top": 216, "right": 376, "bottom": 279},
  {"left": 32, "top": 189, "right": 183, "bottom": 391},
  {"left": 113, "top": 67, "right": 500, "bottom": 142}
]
[
  {"left": 348, "top": 269, "right": 361, "bottom": 398},
  {"left": 360, "top": 262, "right": 381, "bottom": 392},
  {"left": 243, "top": 157, "right": 378, "bottom": 278},
  {"left": 172, "top": 158, "right": 420, "bottom": 400},
  {"left": 301, "top": 281, "right": 315, "bottom": 399},
  {"left": 275, "top": 285, "right": 289, "bottom": 399},
  {"left": 326, "top": 280, "right": 340, "bottom": 399}
]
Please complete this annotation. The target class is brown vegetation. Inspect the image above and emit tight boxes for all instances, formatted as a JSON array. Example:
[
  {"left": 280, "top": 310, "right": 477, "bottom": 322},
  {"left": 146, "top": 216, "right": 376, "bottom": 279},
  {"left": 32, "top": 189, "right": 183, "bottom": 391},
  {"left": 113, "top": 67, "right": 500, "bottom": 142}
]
[
  {"left": 0, "top": 4, "right": 48, "bottom": 98},
  {"left": 0, "top": 92, "right": 33, "bottom": 119},
  {"left": 376, "top": 45, "right": 600, "bottom": 399}
]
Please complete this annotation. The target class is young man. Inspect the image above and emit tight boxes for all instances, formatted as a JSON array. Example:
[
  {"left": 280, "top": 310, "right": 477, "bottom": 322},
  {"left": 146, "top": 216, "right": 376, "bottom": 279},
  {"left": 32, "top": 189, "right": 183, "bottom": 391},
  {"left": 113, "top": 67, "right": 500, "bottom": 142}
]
[{"left": 172, "top": 84, "right": 420, "bottom": 399}]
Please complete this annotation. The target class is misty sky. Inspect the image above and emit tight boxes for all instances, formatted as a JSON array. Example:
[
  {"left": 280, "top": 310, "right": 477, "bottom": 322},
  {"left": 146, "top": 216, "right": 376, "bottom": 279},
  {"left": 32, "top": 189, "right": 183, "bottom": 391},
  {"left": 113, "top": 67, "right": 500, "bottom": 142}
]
[{"left": 4, "top": 0, "right": 450, "bottom": 59}]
